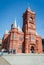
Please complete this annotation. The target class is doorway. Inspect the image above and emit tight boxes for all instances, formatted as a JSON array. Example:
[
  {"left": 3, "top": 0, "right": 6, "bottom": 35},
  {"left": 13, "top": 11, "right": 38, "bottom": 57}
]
[
  {"left": 13, "top": 49, "right": 16, "bottom": 54},
  {"left": 30, "top": 46, "right": 34, "bottom": 53}
]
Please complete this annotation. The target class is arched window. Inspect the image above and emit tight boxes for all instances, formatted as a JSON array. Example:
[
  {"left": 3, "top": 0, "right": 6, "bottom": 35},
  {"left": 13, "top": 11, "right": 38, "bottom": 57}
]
[
  {"left": 12, "top": 33, "right": 16, "bottom": 40},
  {"left": 31, "top": 35, "right": 34, "bottom": 41}
]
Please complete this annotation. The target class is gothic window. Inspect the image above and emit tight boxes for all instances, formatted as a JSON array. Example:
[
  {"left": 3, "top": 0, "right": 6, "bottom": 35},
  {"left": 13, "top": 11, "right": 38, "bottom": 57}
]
[
  {"left": 14, "top": 34, "right": 16, "bottom": 40},
  {"left": 18, "top": 45, "right": 22, "bottom": 49},
  {"left": 31, "top": 35, "right": 34, "bottom": 41},
  {"left": 12, "top": 33, "right": 16, "bottom": 40},
  {"left": 12, "top": 33, "right": 14, "bottom": 39},
  {"left": 19, "top": 36, "right": 24, "bottom": 41}
]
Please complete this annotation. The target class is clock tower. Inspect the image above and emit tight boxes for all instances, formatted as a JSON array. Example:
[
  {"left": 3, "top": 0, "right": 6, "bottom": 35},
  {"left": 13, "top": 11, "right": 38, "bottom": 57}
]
[
  {"left": 22, "top": 8, "right": 39, "bottom": 53},
  {"left": 22, "top": 8, "right": 36, "bottom": 34}
]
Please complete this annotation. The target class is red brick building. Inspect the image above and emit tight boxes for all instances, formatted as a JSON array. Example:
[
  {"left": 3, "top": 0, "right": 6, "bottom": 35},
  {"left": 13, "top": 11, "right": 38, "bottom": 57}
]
[{"left": 2, "top": 8, "right": 42, "bottom": 53}]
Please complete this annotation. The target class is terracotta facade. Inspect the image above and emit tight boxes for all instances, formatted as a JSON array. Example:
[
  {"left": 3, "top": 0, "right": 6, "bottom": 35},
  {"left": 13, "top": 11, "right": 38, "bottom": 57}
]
[
  {"left": 2, "top": 8, "right": 42, "bottom": 53},
  {"left": 0, "top": 39, "right": 2, "bottom": 51}
]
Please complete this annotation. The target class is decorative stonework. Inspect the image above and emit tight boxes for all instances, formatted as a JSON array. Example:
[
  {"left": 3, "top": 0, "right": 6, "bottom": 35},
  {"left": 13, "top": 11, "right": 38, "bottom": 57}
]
[{"left": 2, "top": 8, "right": 42, "bottom": 53}]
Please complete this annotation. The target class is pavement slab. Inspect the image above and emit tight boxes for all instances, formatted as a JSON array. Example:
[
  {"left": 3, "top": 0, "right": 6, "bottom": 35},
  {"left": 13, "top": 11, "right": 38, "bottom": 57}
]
[
  {"left": 0, "top": 56, "right": 11, "bottom": 65},
  {"left": 2, "top": 53, "right": 44, "bottom": 65}
]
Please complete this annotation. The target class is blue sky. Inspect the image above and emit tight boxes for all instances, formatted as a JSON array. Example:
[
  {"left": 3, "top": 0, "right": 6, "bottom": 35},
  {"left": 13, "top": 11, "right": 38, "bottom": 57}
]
[{"left": 0, "top": 0, "right": 44, "bottom": 39}]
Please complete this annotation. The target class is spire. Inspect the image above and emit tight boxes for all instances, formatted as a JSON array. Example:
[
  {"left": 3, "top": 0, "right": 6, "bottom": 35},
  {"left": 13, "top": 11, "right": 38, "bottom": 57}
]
[
  {"left": 26, "top": 7, "right": 31, "bottom": 11},
  {"left": 11, "top": 18, "right": 17, "bottom": 29},
  {"left": 14, "top": 18, "right": 17, "bottom": 28},
  {"left": 18, "top": 26, "right": 22, "bottom": 32},
  {"left": 5, "top": 30, "right": 9, "bottom": 34},
  {"left": 27, "top": 3, "right": 31, "bottom": 11}
]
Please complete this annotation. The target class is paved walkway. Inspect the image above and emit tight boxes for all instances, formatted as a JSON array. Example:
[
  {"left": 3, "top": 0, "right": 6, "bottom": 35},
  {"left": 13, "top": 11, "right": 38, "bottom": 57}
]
[
  {"left": 0, "top": 56, "right": 11, "bottom": 65},
  {"left": 2, "top": 53, "right": 44, "bottom": 65}
]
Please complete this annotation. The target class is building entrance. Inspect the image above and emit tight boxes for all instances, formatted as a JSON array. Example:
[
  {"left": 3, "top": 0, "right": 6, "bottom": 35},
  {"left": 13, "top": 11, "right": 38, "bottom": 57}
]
[
  {"left": 13, "top": 49, "right": 16, "bottom": 54},
  {"left": 30, "top": 46, "right": 34, "bottom": 53}
]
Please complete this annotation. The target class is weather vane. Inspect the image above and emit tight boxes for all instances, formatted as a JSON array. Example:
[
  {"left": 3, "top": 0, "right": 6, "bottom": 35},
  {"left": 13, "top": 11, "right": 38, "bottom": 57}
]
[{"left": 27, "top": 2, "right": 30, "bottom": 9}]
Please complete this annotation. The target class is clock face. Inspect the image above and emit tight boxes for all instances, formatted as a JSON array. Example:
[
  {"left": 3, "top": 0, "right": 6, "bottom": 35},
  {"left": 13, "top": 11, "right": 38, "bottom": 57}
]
[{"left": 29, "top": 17, "right": 33, "bottom": 21}]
